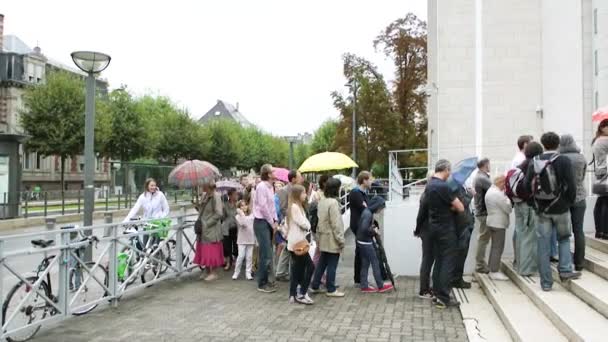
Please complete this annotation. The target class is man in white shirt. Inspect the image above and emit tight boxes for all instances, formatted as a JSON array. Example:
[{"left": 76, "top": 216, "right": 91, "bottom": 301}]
[{"left": 510, "top": 135, "right": 533, "bottom": 170}]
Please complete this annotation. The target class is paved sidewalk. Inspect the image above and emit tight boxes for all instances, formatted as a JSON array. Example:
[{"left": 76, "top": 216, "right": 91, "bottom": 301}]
[{"left": 35, "top": 234, "right": 467, "bottom": 342}]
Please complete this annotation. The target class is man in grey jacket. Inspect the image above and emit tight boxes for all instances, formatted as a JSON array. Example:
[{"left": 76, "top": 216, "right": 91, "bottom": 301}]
[
  {"left": 474, "top": 158, "right": 493, "bottom": 273},
  {"left": 559, "top": 134, "right": 587, "bottom": 271}
]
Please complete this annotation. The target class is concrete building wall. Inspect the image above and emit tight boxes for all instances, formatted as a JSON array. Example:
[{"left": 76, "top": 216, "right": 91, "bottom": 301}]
[
  {"left": 584, "top": 0, "right": 595, "bottom": 154},
  {"left": 594, "top": 0, "right": 608, "bottom": 111}
]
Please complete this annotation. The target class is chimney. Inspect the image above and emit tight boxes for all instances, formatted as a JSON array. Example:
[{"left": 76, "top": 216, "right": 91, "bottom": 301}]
[{"left": 0, "top": 14, "right": 4, "bottom": 53}]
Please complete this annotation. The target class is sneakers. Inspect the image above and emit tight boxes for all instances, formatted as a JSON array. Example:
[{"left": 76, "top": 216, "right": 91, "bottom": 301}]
[
  {"left": 574, "top": 265, "right": 584, "bottom": 272},
  {"left": 288, "top": 296, "right": 296, "bottom": 304},
  {"left": 361, "top": 287, "right": 378, "bottom": 293},
  {"left": 326, "top": 291, "right": 345, "bottom": 298},
  {"left": 475, "top": 267, "right": 490, "bottom": 274},
  {"left": 452, "top": 279, "right": 472, "bottom": 289},
  {"left": 378, "top": 284, "right": 394, "bottom": 293},
  {"left": 296, "top": 294, "right": 314, "bottom": 305},
  {"left": 246, "top": 276, "right": 254, "bottom": 281},
  {"left": 489, "top": 272, "right": 509, "bottom": 281},
  {"left": 435, "top": 299, "right": 461, "bottom": 309},
  {"left": 232, "top": 274, "right": 238, "bottom": 280},
  {"left": 418, "top": 290, "right": 434, "bottom": 300},
  {"left": 257, "top": 285, "right": 277, "bottom": 293},
  {"left": 560, "top": 271, "right": 582, "bottom": 282},
  {"left": 276, "top": 275, "right": 290, "bottom": 282}
]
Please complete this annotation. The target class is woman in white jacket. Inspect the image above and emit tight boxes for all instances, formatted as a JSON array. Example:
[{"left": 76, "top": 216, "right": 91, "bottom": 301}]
[
  {"left": 484, "top": 175, "right": 513, "bottom": 280},
  {"left": 123, "top": 178, "right": 170, "bottom": 223},
  {"left": 284, "top": 184, "right": 314, "bottom": 305}
]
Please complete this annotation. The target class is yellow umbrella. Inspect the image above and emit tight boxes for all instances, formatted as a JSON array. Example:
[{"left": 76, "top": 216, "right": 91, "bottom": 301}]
[{"left": 298, "top": 152, "right": 358, "bottom": 173}]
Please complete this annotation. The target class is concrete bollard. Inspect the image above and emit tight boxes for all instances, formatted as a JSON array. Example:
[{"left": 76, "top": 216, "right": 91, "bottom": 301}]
[
  {"left": 103, "top": 212, "right": 113, "bottom": 237},
  {"left": 45, "top": 217, "right": 56, "bottom": 230}
]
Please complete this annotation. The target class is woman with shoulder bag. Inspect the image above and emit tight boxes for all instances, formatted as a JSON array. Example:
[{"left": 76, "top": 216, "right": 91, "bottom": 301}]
[
  {"left": 193, "top": 180, "right": 225, "bottom": 281},
  {"left": 310, "top": 178, "right": 345, "bottom": 297},
  {"left": 284, "top": 184, "right": 315, "bottom": 305},
  {"left": 592, "top": 119, "right": 608, "bottom": 240}
]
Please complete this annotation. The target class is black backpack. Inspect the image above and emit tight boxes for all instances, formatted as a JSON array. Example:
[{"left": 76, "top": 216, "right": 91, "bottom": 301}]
[{"left": 308, "top": 201, "right": 319, "bottom": 234}]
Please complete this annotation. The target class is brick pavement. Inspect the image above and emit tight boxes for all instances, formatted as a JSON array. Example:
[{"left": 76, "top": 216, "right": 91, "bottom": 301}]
[{"left": 34, "top": 234, "right": 467, "bottom": 342}]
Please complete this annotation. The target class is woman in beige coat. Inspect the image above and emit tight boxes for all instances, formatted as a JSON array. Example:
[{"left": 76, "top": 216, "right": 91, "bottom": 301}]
[
  {"left": 484, "top": 175, "right": 512, "bottom": 281},
  {"left": 310, "top": 178, "right": 346, "bottom": 297}
]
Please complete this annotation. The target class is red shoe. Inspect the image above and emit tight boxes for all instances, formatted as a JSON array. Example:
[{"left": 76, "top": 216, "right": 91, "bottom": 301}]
[
  {"left": 378, "top": 284, "right": 394, "bottom": 293},
  {"left": 361, "top": 287, "right": 377, "bottom": 293}
]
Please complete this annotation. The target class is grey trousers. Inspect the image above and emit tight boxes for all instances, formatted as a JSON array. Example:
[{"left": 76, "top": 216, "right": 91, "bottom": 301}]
[
  {"left": 475, "top": 216, "right": 490, "bottom": 272},
  {"left": 276, "top": 245, "right": 290, "bottom": 277},
  {"left": 487, "top": 227, "right": 506, "bottom": 273}
]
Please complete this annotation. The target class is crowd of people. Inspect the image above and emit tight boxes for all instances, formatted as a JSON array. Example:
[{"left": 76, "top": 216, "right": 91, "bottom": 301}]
[{"left": 415, "top": 120, "right": 608, "bottom": 308}]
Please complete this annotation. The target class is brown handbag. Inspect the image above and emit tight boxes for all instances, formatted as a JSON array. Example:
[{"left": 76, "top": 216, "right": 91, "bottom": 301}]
[{"left": 292, "top": 239, "right": 310, "bottom": 256}]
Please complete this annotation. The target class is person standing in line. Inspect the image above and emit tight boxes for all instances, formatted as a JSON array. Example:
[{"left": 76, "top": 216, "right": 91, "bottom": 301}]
[
  {"left": 524, "top": 132, "right": 580, "bottom": 291},
  {"left": 559, "top": 134, "right": 587, "bottom": 270},
  {"left": 310, "top": 175, "right": 329, "bottom": 285},
  {"left": 356, "top": 197, "right": 394, "bottom": 293},
  {"left": 350, "top": 171, "right": 372, "bottom": 286},
  {"left": 310, "top": 178, "right": 346, "bottom": 297},
  {"left": 276, "top": 170, "right": 304, "bottom": 281},
  {"left": 252, "top": 164, "right": 279, "bottom": 293},
  {"left": 473, "top": 159, "right": 492, "bottom": 273},
  {"left": 123, "top": 178, "right": 170, "bottom": 223},
  {"left": 451, "top": 184, "right": 474, "bottom": 289},
  {"left": 427, "top": 160, "right": 464, "bottom": 309},
  {"left": 510, "top": 135, "right": 534, "bottom": 170},
  {"left": 592, "top": 119, "right": 608, "bottom": 240},
  {"left": 193, "top": 180, "right": 224, "bottom": 282},
  {"left": 222, "top": 189, "right": 239, "bottom": 271},
  {"left": 233, "top": 199, "right": 256, "bottom": 280},
  {"left": 414, "top": 174, "right": 435, "bottom": 299},
  {"left": 508, "top": 141, "right": 543, "bottom": 276},
  {"left": 484, "top": 175, "right": 512, "bottom": 280},
  {"left": 284, "top": 185, "right": 315, "bottom": 305},
  {"left": 273, "top": 181, "right": 288, "bottom": 282}
]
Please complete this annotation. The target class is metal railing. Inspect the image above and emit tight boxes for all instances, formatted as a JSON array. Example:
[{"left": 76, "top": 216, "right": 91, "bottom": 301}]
[
  {"left": 388, "top": 149, "right": 430, "bottom": 202},
  {"left": 0, "top": 211, "right": 198, "bottom": 341},
  {"left": 0, "top": 189, "right": 195, "bottom": 220}
]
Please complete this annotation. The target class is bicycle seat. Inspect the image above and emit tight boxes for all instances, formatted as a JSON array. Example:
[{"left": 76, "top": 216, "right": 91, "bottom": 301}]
[{"left": 31, "top": 239, "right": 55, "bottom": 248}]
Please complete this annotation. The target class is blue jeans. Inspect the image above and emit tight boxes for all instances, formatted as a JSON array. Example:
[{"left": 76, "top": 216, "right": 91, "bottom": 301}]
[
  {"left": 311, "top": 252, "right": 340, "bottom": 293},
  {"left": 537, "top": 212, "right": 573, "bottom": 289},
  {"left": 550, "top": 229, "right": 558, "bottom": 258},
  {"left": 358, "top": 242, "right": 384, "bottom": 289},
  {"left": 253, "top": 219, "right": 272, "bottom": 288}
]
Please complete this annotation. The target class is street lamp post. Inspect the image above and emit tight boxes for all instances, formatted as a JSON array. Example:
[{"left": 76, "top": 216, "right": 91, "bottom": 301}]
[
  {"left": 286, "top": 136, "right": 298, "bottom": 170},
  {"left": 71, "top": 51, "right": 111, "bottom": 233},
  {"left": 346, "top": 80, "right": 359, "bottom": 178}
]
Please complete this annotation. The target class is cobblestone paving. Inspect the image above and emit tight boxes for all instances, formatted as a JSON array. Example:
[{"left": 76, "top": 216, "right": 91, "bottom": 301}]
[{"left": 34, "top": 234, "right": 467, "bottom": 342}]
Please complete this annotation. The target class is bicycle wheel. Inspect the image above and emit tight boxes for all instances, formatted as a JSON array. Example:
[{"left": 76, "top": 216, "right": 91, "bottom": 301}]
[
  {"left": 71, "top": 262, "right": 109, "bottom": 316},
  {"left": 2, "top": 277, "right": 52, "bottom": 342},
  {"left": 164, "top": 239, "right": 188, "bottom": 272},
  {"left": 119, "top": 246, "right": 139, "bottom": 287},
  {"left": 141, "top": 248, "right": 165, "bottom": 284}
]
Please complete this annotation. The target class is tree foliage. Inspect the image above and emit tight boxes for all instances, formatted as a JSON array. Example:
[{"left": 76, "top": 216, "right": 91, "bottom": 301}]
[{"left": 310, "top": 120, "right": 337, "bottom": 154}]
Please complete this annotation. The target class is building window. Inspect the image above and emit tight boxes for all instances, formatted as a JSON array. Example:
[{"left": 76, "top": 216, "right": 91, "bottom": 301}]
[
  {"left": 23, "top": 153, "right": 31, "bottom": 170},
  {"left": 595, "top": 50, "right": 599, "bottom": 76},
  {"left": 96, "top": 157, "right": 102, "bottom": 172},
  {"left": 595, "top": 8, "right": 598, "bottom": 35},
  {"left": 36, "top": 153, "right": 42, "bottom": 170}
]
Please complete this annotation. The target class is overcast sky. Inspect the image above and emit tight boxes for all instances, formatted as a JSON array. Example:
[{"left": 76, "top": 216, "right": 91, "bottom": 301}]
[{"left": 2, "top": 0, "right": 426, "bottom": 136}]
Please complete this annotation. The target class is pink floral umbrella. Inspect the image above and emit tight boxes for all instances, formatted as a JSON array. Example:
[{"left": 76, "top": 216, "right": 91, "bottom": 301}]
[
  {"left": 272, "top": 167, "right": 289, "bottom": 183},
  {"left": 593, "top": 107, "right": 608, "bottom": 122}
]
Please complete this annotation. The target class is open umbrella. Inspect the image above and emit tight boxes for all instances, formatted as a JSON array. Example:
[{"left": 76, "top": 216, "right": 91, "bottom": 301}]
[
  {"left": 299, "top": 152, "right": 358, "bottom": 173},
  {"left": 216, "top": 180, "right": 243, "bottom": 192},
  {"left": 447, "top": 157, "right": 478, "bottom": 192},
  {"left": 273, "top": 167, "right": 290, "bottom": 183},
  {"left": 593, "top": 107, "right": 608, "bottom": 122},
  {"left": 168, "top": 160, "right": 220, "bottom": 189}
]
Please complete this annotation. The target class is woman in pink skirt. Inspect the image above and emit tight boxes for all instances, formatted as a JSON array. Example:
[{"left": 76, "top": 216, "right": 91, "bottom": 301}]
[{"left": 194, "top": 181, "right": 224, "bottom": 281}]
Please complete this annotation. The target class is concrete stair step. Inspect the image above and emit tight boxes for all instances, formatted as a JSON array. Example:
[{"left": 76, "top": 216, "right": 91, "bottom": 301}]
[
  {"left": 454, "top": 285, "right": 513, "bottom": 342},
  {"left": 585, "top": 234, "right": 608, "bottom": 254},
  {"left": 584, "top": 246, "right": 608, "bottom": 281},
  {"left": 502, "top": 261, "right": 608, "bottom": 342},
  {"left": 551, "top": 265, "right": 608, "bottom": 319},
  {"left": 475, "top": 272, "right": 566, "bottom": 342}
]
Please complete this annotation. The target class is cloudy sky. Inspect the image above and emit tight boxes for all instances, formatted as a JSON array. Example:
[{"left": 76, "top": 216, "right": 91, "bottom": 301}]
[{"left": 2, "top": 0, "right": 426, "bottom": 136}]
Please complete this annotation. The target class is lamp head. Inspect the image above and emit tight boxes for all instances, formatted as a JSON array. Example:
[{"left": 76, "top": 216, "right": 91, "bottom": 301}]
[{"left": 71, "top": 51, "right": 111, "bottom": 74}]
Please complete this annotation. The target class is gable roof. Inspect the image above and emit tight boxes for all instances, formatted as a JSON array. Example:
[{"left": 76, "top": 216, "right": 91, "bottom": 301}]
[{"left": 198, "top": 100, "right": 253, "bottom": 127}]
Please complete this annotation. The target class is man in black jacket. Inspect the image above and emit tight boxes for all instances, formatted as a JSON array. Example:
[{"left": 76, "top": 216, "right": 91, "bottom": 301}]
[
  {"left": 524, "top": 132, "right": 580, "bottom": 291},
  {"left": 350, "top": 171, "right": 371, "bottom": 286}
]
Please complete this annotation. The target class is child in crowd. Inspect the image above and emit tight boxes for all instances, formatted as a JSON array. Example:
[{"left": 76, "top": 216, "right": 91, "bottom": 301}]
[
  {"left": 356, "top": 197, "right": 394, "bottom": 293},
  {"left": 233, "top": 200, "right": 256, "bottom": 280}
]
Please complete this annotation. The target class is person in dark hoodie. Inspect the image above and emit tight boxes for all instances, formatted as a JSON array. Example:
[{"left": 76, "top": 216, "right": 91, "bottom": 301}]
[
  {"left": 559, "top": 134, "right": 587, "bottom": 271},
  {"left": 349, "top": 171, "right": 371, "bottom": 286},
  {"left": 524, "top": 132, "right": 580, "bottom": 291},
  {"left": 414, "top": 175, "right": 435, "bottom": 299},
  {"left": 356, "top": 197, "right": 394, "bottom": 293}
]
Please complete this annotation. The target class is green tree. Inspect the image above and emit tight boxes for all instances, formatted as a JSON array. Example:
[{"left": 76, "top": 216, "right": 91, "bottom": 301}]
[
  {"left": 202, "top": 120, "right": 243, "bottom": 170},
  {"left": 155, "top": 110, "right": 208, "bottom": 164},
  {"left": 98, "top": 88, "right": 148, "bottom": 162},
  {"left": 20, "top": 71, "right": 87, "bottom": 191},
  {"left": 310, "top": 120, "right": 337, "bottom": 153},
  {"left": 294, "top": 143, "right": 311, "bottom": 169}
]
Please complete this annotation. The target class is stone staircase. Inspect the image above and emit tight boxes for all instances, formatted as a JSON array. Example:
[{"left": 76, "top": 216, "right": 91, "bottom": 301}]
[{"left": 469, "top": 235, "right": 608, "bottom": 342}]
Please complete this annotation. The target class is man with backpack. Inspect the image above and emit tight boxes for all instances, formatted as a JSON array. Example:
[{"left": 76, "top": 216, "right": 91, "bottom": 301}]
[
  {"left": 505, "top": 141, "right": 543, "bottom": 276},
  {"left": 524, "top": 132, "right": 580, "bottom": 291},
  {"left": 350, "top": 171, "right": 371, "bottom": 286}
]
